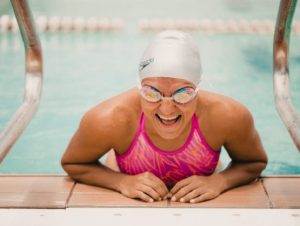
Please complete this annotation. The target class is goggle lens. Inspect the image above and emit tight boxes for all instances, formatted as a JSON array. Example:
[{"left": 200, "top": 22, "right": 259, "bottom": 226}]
[
  {"left": 173, "top": 88, "right": 196, "bottom": 103},
  {"left": 140, "top": 86, "right": 159, "bottom": 102},
  {"left": 140, "top": 86, "right": 197, "bottom": 104}
]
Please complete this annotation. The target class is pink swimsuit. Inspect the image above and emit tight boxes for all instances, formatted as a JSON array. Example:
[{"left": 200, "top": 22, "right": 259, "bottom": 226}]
[{"left": 115, "top": 113, "right": 220, "bottom": 187}]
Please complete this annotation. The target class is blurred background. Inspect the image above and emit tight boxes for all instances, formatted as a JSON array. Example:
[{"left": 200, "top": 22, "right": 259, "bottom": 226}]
[{"left": 0, "top": 0, "right": 299, "bottom": 174}]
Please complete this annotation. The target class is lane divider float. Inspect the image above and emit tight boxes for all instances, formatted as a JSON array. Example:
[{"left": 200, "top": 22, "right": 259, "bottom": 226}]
[
  {"left": 1, "top": 15, "right": 300, "bottom": 34},
  {"left": 0, "top": 15, "right": 124, "bottom": 32}
]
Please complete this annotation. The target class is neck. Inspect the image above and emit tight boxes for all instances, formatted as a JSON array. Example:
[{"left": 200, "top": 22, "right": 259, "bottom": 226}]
[{"left": 144, "top": 116, "right": 193, "bottom": 151}]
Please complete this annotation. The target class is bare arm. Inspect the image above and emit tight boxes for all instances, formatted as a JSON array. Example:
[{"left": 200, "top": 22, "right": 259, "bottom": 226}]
[
  {"left": 216, "top": 107, "right": 268, "bottom": 190},
  {"left": 61, "top": 103, "right": 169, "bottom": 202},
  {"left": 216, "top": 109, "right": 267, "bottom": 192},
  {"left": 61, "top": 108, "right": 126, "bottom": 191}
]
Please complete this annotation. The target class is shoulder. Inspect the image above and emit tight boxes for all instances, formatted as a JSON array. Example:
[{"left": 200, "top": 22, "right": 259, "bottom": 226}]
[
  {"left": 197, "top": 90, "right": 267, "bottom": 163},
  {"left": 197, "top": 91, "right": 254, "bottom": 144},
  {"left": 198, "top": 90, "right": 252, "bottom": 123},
  {"left": 78, "top": 88, "right": 141, "bottom": 149}
]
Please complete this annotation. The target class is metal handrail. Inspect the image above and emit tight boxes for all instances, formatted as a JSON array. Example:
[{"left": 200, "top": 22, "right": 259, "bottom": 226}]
[
  {"left": 273, "top": 0, "right": 300, "bottom": 151},
  {"left": 0, "top": 0, "right": 43, "bottom": 163}
]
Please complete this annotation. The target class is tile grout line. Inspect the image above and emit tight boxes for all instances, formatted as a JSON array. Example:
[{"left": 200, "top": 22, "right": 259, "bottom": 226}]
[
  {"left": 167, "top": 198, "right": 171, "bottom": 208},
  {"left": 261, "top": 178, "right": 273, "bottom": 208},
  {"left": 65, "top": 180, "right": 77, "bottom": 209}
]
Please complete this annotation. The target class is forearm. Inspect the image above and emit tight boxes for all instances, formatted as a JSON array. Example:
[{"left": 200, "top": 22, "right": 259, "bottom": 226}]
[
  {"left": 216, "top": 161, "right": 267, "bottom": 193},
  {"left": 62, "top": 162, "right": 126, "bottom": 192}
]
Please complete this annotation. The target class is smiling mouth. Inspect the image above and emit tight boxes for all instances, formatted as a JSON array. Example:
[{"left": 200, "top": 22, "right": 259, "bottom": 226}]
[{"left": 155, "top": 114, "right": 182, "bottom": 126}]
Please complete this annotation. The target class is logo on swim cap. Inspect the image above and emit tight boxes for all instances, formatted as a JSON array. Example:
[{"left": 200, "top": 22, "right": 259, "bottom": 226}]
[{"left": 139, "top": 58, "right": 154, "bottom": 72}]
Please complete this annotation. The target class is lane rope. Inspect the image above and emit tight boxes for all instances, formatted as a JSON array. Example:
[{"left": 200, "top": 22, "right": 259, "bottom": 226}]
[{"left": 1, "top": 15, "right": 300, "bottom": 33}]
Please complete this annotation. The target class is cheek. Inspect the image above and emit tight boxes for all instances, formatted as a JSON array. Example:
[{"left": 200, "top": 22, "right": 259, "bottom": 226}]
[
  {"left": 177, "top": 102, "right": 198, "bottom": 116},
  {"left": 141, "top": 101, "right": 159, "bottom": 113}
]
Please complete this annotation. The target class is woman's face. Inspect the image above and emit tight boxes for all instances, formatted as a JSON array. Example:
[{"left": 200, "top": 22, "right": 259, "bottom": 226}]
[{"left": 140, "top": 77, "right": 198, "bottom": 140}]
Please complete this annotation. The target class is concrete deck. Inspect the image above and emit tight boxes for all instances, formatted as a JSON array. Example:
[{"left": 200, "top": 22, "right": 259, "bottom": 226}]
[{"left": 0, "top": 175, "right": 299, "bottom": 209}]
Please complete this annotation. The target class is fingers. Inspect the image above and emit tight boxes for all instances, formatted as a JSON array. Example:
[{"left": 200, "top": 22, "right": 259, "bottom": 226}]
[
  {"left": 172, "top": 187, "right": 218, "bottom": 203},
  {"left": 141, "top": 172, "right": 169, "bottom": 198},
  {"left": 120, "top": 172, "right": 170, "bottom": 202},
  {"left": 190, "top": 193, "right": 216, "bottom": 203},
  {"left": 177, "top": 187, "right": 205, "bottom": 202},
  {"left": 138, "top": 184, "right": 162, "bottom": 201},
  {"left": 170, "top": 176, "right": 198, "bottom": 201},
  {"left": 136, "top": 191, "right": 155, "bottom": 202},
  {"left": 169, "top": 175, "right": 220, "bottom": 203},
  {"left": 171, "top": 183, "right": 199, "bottom": 202},
  {"left": 120, "top": 172, "right": 219, "bottom": 203},
  {"left": 170, "top": 177, "right": 192, "bottom": 194},
  {"left": 120, "top": 182, "right": 162, "bottom": 202},
  {"left": 120, "top": 183, "right": 161, "bottom": 202}
]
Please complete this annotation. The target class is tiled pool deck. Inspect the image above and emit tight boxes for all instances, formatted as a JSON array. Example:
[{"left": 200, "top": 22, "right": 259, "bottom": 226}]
[
  {"left": 1, "top": 175, "right": 300, "bottom": 226},
  {"left": 0, "top": 175, "right": 299, "bottom": 209}
]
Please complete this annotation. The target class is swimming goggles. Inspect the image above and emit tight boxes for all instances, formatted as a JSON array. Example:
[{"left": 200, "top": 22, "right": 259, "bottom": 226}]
[{"left": 140, "top": 85, "right": 198, "bottom": 104}]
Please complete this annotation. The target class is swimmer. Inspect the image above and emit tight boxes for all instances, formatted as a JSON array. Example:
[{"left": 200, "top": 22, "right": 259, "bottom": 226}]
[{"left": 61, "top": 30, "right": 267, "bottom": 203}]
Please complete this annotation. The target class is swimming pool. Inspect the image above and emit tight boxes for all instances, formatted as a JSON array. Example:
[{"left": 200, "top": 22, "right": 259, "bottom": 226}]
[{"left": 0, "top": 0, "right": 300, "bottom": 174}]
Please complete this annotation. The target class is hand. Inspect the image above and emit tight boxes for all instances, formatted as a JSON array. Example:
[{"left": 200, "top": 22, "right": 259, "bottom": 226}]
[
  {"left": 170, "top": 174, "right": 225, "bottom": 203},
  {"left": 118, "top": 172, "right": 169, "bottom": 202}
]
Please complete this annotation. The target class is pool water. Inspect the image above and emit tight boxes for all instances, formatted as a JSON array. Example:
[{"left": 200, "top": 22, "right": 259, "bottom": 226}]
[{"left": 0, "top": 0, "right": 300, "bottom": 174}]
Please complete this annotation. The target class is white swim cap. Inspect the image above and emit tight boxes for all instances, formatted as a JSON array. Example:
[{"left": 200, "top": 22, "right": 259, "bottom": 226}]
[{"left": 138, "top": 30, "right": 202, "bottom": 87}]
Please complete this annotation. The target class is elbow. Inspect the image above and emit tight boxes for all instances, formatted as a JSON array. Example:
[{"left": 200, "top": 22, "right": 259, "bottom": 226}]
[
  {"left": 259, "top": 161, "right": 268, "bottom": 175},
  {"left": 260, "top": 153, "right": 269, "bottom": 172},
  {"left": 254, "top": 157, "right": 268, "bottom": 178},
  {"left": 254, "top": 149, "right": 268, "bottom": 176},
  {"left": 60, "top": 156, "right": 98, "bottom": 182},
  {"left": 61, "top": 160, "right": 74, "bottom": 177},
  {"left": 61, "top": 161, "right": 84, "bottom": 182},
  {"left": 61, "top": 156, "right": 78, "bottom": 178},
  {"left": 240, "top": 157, "right": 268, "bottom": 179},
  {"left": 61, "top": 155, "right": 70, "bottom": 172}
]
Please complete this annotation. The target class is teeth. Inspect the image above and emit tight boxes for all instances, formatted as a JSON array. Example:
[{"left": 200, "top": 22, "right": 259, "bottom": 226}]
[{"left": 158, "top": 115, "right": 179, "bottom": 121}]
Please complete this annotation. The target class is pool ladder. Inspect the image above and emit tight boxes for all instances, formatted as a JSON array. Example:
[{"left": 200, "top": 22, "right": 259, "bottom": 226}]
[
  {"left": 273, "top": 0, "right": 300, "bottom": 151},
  {"left": 0, "top": 0, "right": 43, "bottom": 163}
]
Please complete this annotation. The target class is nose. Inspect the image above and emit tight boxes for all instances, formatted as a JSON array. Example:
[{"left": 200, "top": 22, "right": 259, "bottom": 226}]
[{"left": 159, "top": 98, "right": 177, "bottom": 115}]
